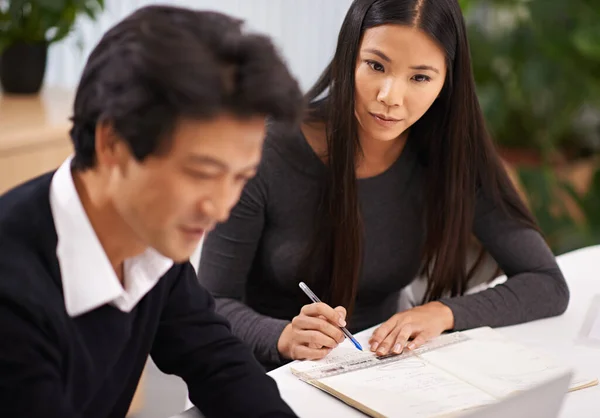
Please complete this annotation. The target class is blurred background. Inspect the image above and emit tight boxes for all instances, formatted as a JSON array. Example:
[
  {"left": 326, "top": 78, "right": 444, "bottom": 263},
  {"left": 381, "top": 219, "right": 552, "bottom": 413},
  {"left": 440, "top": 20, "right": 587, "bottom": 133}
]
[
  {"left": 460, "top": 0, "right": 600, "bottom": 256},
  {"left": 2, "top": 0, "right": 598, "bottom": 257},
  {"left": 1, "top": 0, "right": 599, "bottom": 417}
]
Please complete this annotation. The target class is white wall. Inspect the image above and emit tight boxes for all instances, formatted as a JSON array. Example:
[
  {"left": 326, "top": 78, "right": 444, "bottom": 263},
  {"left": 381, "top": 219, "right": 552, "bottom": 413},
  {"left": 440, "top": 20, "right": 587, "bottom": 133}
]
[{"left": 45, "top": 0, "right": 353, "bottom": 92}]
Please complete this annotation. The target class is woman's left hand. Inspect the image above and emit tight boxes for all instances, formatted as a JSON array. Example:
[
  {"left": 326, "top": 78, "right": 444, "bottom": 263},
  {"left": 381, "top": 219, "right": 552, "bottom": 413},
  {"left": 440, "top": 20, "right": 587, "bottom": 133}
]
[{"left": 368, "top": 302, "right": 455, "bottom": 356}]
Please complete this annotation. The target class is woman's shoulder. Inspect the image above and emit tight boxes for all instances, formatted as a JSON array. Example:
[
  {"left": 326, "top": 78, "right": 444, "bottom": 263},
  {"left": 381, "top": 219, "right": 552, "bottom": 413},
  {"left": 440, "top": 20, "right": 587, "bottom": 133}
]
[{"left": 262, "top": 121, "right": 325, "bottom": 177}]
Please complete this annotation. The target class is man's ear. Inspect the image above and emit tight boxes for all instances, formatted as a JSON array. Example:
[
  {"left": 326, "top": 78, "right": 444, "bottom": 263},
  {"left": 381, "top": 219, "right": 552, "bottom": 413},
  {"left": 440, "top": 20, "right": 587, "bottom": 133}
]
[{"left": 94, "top": 120, "right": 129, "bottom": 170}]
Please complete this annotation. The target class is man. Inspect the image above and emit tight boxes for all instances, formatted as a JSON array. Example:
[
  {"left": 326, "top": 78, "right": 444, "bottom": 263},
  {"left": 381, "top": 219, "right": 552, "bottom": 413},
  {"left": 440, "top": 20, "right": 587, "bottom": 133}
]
[{"left": 0, "top": 5, "right": 303, "bottom": 418}]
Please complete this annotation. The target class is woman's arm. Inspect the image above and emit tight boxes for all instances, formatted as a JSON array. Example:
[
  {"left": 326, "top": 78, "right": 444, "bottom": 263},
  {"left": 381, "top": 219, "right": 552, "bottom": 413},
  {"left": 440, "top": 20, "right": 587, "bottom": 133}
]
[
  {"left": 198, "top": 165, "right": 290, "bottom": 366},
  {"left": 441, "top": 188, "right": 570, "bottom": 330}
]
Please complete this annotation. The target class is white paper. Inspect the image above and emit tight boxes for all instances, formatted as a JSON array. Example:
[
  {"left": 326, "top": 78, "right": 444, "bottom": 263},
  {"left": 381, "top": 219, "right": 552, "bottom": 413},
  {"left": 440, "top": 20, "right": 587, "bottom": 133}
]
[
  {"left": 290, "top": 332, "right": 375, "bottom": 373},
  {"left": 292, "top": 327, "right": 582, "bottom": 418},
  {"left": 319, "top": 357, "right": 495, "bottom": 418},
  {"left": 421, "top": 328, "right": 571, "bottom": 398}
]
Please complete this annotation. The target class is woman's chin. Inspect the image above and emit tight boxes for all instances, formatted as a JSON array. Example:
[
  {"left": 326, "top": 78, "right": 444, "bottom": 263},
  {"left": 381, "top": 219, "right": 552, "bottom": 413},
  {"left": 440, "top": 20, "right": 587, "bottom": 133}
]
[{"left": 368, "top": 129, "right": 407, "bottom": 143}]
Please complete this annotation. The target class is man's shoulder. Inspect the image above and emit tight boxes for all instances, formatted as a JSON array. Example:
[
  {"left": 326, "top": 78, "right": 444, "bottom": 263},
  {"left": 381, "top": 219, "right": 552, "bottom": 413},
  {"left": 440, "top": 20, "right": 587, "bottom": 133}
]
[
  {"left": 0, "top": 171, "right": 57, "bottom": 273},
  {"left": 0, "top": 172, "right": 63, "bottom": 318},
  {"left": 0, "top": 246, "right": 64, "bottom": 327},
  {"left": 0, "top": 172, "right": 55, "bottom": 228}
]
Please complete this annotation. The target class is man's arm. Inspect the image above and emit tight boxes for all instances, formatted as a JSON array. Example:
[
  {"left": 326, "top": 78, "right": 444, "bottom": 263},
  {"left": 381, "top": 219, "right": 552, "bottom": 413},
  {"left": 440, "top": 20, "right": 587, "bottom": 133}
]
[
  {"left": 0, "top": 301, "right": 79, "bottom": 418},
  {"left": 151, "top": 263, "right": 297, "bottom": 418}
]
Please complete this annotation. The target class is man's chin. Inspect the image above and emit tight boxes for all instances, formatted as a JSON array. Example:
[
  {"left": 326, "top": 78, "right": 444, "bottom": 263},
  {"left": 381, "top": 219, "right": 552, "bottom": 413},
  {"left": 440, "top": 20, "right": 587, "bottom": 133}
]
[
  {"left": 173, "top": 255, "right": 193, "bottom": 264},
  {"left": 150, "top": 243, "right": 195, "bottom": 264}
]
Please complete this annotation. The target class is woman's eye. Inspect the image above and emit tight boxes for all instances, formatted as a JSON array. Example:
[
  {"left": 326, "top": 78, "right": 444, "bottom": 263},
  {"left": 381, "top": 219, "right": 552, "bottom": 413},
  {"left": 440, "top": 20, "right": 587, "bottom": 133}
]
[
  {"left": 412, "top": 74, "right": 431, "bottom": 83},
  {"left": 366, "top": 60, "right": 385, "bottom": 72}
]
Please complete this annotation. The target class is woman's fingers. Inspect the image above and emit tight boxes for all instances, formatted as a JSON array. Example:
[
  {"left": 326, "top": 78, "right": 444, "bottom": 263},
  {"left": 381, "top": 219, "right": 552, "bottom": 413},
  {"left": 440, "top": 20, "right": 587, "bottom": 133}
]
[
  {"left": 293, "top": 314, "right": 345, "bottom": 344},
  {"left": 369, "top": 317, "right": 397, "bottom": 352},
  {"left": 391, "top": 324, "right": 415, "bottom": 354},
  {"left": 301, "top": 302, "right": 346, "bottom": 327},
  {"left": 292, "top": 344, "right": 331, "bottom": 361}
]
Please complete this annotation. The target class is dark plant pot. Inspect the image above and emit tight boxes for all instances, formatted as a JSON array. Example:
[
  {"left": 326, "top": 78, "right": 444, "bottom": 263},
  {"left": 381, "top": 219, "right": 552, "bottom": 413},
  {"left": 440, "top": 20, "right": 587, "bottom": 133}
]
[{"left": 0, "top": 41, "right": 48, "bottom": 94}]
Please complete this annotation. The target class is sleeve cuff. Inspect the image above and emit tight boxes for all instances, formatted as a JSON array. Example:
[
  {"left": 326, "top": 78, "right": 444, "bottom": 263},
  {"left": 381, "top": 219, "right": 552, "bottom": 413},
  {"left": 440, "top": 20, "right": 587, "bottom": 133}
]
[
  {"left": 261, "top": 318, "right": 291, "bottom": 367},
  {"left": 438, "top": 297, "right": 474, "bottom": 331}
]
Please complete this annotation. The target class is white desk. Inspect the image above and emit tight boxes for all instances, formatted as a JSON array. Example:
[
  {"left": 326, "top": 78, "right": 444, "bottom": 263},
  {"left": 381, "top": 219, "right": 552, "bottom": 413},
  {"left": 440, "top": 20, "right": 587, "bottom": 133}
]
[{"left": 178, "top": 245, "right": 600, "bottom": 417}]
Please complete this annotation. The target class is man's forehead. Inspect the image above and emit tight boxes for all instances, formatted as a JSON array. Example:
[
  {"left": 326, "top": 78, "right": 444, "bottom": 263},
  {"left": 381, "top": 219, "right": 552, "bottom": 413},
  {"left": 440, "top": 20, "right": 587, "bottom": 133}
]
[
  {"left": 184, "top": 153, "right": 260, "bottom": 172},
  {"left": 171, "top": 114, "right": 266, "bottom": 146},
  {"left": 177, "top": 113, "right": 267, "bottom": 132}
]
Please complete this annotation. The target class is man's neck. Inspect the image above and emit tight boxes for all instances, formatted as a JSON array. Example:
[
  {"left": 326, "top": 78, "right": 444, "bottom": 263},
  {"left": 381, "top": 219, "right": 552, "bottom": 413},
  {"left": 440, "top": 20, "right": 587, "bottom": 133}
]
[{"left": 71, "top": 168, "right": 145, "bottom": 284}]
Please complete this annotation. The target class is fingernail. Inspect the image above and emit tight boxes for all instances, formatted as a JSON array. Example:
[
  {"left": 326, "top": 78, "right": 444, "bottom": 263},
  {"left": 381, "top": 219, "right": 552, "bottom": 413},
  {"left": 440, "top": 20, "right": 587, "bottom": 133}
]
[
  {"left": 407, "top": 343, "right": 416, "bottom": 350},
  {"left": 338, "top": 317, "right": 346, "bottom": 327},
  {"left": 393, "top": 343, "right": 402, "bottom": 354},
  {"left": 370, "top": 342, "right": 379, "bottom": 352}
]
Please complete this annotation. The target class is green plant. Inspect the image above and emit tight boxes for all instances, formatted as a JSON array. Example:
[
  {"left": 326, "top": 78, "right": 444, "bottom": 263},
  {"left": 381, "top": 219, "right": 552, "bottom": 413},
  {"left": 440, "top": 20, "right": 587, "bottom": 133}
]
[
  {"left": 518, "top": 162, "right": 600, "bottom": 254},
  {"left": 461, "top": 0, "right": 600, "bottom": 157},
  {"left": 0, "top": 0, "right": 105, "bottom": 52}
]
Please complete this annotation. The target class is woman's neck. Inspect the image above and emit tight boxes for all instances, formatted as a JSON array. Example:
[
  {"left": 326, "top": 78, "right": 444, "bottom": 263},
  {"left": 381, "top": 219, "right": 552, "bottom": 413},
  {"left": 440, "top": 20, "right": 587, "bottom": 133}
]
[
  {"left": 356, "top": 130, "right": 408, "bottom": 179},
  {"left": 300, "top": 122, "right": 408, "bottom": 179}
]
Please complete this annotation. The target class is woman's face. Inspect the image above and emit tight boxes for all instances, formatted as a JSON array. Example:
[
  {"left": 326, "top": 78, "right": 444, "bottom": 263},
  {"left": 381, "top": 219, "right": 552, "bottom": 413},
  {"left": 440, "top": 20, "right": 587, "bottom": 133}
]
[{"left": 354, "top": 24, "right": 447, "bottom": 143}]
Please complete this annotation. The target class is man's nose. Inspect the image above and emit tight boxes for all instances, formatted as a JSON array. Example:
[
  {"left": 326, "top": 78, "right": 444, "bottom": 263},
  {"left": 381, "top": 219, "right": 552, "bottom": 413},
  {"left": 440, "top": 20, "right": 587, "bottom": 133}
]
[{"left": 197, "top": 179, "right": 237, "bottom": 224}]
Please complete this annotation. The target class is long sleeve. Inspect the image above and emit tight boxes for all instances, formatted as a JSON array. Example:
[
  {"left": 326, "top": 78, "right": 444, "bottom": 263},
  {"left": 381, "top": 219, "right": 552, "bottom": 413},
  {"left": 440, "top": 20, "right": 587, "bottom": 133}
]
[
  {"left": 0, "top": 303, "right": 79, "bottom": 418},
  {"left": 151, "top": 263, "right": 296, "bottom": 418},
  {"left": 198, "top": 169, "right": 290, "bottom": 366},
  {"left": 441, "top": 189, "right": 570, "bottom": 330}
]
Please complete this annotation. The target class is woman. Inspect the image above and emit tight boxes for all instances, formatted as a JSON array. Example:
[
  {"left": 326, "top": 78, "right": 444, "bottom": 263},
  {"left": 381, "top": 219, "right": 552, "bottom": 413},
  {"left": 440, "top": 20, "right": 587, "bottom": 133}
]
[{"left": 198, "top": 0, "right": 569, "bottom": 370}]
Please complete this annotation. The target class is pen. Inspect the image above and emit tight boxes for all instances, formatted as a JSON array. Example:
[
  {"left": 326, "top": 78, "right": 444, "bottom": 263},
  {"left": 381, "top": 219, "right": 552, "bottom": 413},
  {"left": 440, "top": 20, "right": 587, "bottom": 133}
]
[{"left": 298, "top": 281, "right": 363, "bottom": 351}]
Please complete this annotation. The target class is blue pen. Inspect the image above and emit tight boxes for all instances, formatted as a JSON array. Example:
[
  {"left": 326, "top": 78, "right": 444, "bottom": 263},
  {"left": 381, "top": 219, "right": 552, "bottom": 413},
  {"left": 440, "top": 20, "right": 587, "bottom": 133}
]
[{"left": 298, "top": 281, "right": 363, "bottom": 351}]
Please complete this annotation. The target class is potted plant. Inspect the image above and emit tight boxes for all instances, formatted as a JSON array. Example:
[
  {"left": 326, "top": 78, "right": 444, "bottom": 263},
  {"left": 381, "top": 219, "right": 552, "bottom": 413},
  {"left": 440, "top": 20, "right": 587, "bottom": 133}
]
[{"left": 0, "top": 0, "right": 104, "bottom": 94}]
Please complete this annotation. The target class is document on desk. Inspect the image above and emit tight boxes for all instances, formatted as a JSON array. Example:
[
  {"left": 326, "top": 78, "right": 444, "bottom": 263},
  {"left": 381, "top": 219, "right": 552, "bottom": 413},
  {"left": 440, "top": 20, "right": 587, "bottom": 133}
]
[{"left": 290, "top": 327, "right": 597, "bottom": 418}]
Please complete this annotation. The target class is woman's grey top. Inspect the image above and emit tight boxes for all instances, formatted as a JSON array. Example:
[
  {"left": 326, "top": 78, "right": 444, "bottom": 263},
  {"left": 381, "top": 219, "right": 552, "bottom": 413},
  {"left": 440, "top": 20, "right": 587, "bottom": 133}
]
[{"left": 198, "top": 126, "right": 569, "bottom": 369}]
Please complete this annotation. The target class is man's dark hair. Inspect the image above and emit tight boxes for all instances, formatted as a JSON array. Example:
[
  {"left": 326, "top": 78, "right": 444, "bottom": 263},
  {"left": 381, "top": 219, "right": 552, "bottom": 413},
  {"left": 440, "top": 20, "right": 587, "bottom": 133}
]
[{"left": 70, "top": 5, "right": 304, "bottom": 170}]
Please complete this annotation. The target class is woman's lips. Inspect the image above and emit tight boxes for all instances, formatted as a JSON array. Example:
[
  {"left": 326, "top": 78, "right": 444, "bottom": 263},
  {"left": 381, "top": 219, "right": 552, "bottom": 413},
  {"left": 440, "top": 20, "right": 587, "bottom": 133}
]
[{"left": 370, "top": 112, "right": 403, "bottom": 128}]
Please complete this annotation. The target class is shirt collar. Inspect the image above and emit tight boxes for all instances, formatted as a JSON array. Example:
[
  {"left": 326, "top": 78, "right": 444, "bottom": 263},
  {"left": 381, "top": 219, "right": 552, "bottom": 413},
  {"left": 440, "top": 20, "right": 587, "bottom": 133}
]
[{"left": 49, "top": 156, "right": 173, "bottom": 317}]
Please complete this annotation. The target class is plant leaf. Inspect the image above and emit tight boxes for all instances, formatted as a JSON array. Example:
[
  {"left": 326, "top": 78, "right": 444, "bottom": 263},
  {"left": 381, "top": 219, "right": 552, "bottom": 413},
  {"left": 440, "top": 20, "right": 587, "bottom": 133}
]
[
  {"left": 48, "top": 5, "right": 77, "bottom": 43},
  {"left": 36, "top": 0, "right": 69, "bottom": 13}
]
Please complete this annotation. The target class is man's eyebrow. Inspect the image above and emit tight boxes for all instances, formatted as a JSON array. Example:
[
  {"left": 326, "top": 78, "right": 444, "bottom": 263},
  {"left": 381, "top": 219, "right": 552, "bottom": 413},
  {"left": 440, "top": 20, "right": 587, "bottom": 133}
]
[
  {"left": 186, "top": 155, "right": 259, "bottom": 172},
  {"left": 186, "top": 155, "right": 229, "bottom": 169}
]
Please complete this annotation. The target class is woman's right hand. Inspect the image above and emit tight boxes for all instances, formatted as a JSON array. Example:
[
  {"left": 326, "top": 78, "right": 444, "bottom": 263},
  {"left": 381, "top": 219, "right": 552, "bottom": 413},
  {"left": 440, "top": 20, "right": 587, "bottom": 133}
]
[{"left": 277, "top": 302, "right": 347, "bottom": 360}]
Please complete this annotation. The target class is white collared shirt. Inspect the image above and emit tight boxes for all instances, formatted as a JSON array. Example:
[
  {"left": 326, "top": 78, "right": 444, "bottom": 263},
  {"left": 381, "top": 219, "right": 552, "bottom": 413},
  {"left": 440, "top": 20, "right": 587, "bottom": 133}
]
[{"left": 49, "top": 157, "right": 174, "bottom": 317}]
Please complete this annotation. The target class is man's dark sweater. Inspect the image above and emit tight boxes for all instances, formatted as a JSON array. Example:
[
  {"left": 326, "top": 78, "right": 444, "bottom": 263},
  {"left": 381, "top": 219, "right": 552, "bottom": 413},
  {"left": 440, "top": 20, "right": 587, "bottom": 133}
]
[{"left": 0, "top": 173, "right": 296, "bottom": 418}]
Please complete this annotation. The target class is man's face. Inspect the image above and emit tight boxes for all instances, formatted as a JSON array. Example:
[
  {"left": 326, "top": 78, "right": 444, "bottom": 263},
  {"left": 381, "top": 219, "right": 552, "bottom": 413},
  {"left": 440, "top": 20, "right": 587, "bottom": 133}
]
[{"left": 108, "top": 113, "right": 265, "bottom": 262}]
